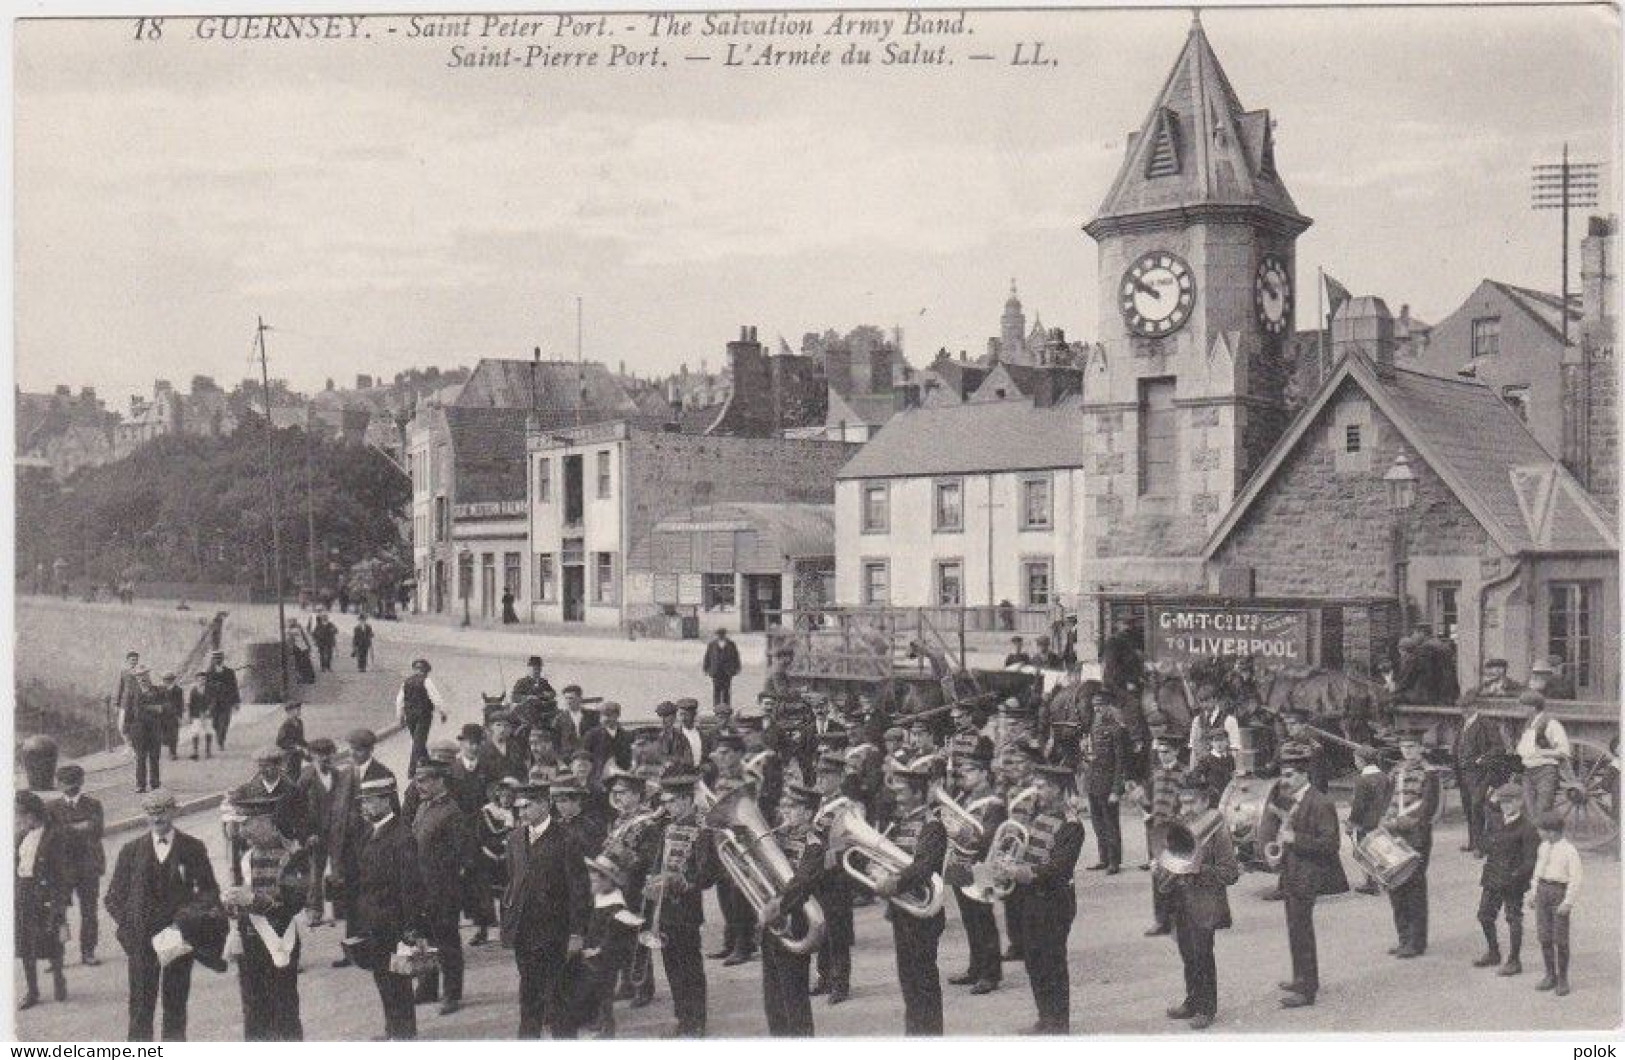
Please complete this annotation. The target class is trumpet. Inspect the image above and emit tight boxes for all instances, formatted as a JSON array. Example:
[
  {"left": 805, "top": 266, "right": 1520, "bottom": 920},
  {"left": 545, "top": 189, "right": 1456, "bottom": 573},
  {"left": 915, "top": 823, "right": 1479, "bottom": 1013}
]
[
  {"left": 704, "top": 787, "right": 827, "bottom": 955},
  {"left": 964, "top": 819, "right": 1030, "bottom": 903},
  {"left": 929, "top": 785, "right": 985, "bottom": 859},
  {"left": 820, "top": 801, "right": 945, "bottom": 918}
]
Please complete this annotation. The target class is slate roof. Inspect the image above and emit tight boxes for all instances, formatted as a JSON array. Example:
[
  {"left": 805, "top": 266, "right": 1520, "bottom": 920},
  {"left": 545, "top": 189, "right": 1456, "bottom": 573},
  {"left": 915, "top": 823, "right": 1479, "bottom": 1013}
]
[
  {"left": 836, "top": 397, "right": 1087, "bottom": 480},
  {"left": 1486, "top": 281, "right": 1584, "bottom": 345},
  {"left": 444, "top": 406, "right": 530, "bottom": 504},
  {"left": 1204, "top": 353, "right": 1617, "bottom": 557},
  {"left": 453, "top": 358, "right": 641, "bottom": 418},
  {"left": 827, "top": 390, "right": 897, "bottom": 428}
]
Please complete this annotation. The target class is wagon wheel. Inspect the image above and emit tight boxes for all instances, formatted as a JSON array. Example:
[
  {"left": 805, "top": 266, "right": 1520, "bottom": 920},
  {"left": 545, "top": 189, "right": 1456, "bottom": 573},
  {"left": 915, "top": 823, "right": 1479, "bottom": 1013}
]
[{"left": 1558, "top": 739, "right": 1619, "bottom": 852}]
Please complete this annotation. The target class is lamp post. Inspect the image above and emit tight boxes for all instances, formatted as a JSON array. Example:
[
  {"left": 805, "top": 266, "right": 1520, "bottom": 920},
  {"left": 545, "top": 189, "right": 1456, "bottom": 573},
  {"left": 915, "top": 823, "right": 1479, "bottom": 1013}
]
[
  {"left": 459, "top": 544, "right": 472, "bottom": 628},
  {"left": 1384, "top": 452, "right": 1418, "bottom": 624}
]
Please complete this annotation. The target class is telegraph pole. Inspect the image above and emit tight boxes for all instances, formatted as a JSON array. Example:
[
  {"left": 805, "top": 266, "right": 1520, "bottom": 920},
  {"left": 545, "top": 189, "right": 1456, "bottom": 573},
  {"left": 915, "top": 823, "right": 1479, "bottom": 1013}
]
[
  {"left": 305, "top": 421, "right": 318, "bottom": 595},
  {"left": 1531, "top": 145, "right": 1602, "bottom": 348},
  {"left": 255, "top": 317, "right": 291, "bottom": 695}
]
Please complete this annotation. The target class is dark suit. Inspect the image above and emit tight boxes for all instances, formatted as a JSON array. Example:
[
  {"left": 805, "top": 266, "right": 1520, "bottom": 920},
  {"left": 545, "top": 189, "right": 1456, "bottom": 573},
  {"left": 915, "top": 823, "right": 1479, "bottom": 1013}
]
[
  {"left": 412, "top": 794, "right": 473, "bottom": 1004},
  {"left": 1161, "top": 815, "right": 1240, "bottom": 1018},
  {"left": 354, "top": 815, "right": 427, "bottom": 1040},
  {"left": 336, "top": 758, "right": 395, "bottom": 935},
  {"left": 583, "top": 724, "right": 634, "bottom": 781},
  {"left": 104, "top": 829, "right": 219, "bottom": 1041},
  {"left": 1277, "top": 786, "right": 1347, "bottom": 1000},
  {"left": 50, "top": 793, "right": 106, "bottom": 959},
  {"left": 667, "top": 726, "right": 713, "bottom": 770},
  {"left": 501, "top": 818, "right": 591, "bottom": 1038},
  {"left": 554, "top": 708, "right": 602, "bottom": 758},
  {"left": 1454, "top": 713, "right": 1507, "bottom": 851},
  {"left": 703, "top": 638, "right": 743, "bottom": 707},
  {"left": 1085, "top": 715, "right": 1130, "bottom": 868},
  {"left": 296, "top": 766, "right": 342, "bottom": 919},
  {"left": 1478, "top": 810, "right": 1540, "bottom": 961}
]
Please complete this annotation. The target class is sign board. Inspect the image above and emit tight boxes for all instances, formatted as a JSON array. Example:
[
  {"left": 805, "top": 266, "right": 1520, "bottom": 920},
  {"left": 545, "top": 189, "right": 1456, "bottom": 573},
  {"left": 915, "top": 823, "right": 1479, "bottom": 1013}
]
[
  {"left": 1148, "top": 604, "right": 1310, "bottom": 665},
  {"left": 452, "top": 500, "right": 526, "bottom": 519},
  {"left": 677, "top": 573, "right": 703, "bottom": 606}
]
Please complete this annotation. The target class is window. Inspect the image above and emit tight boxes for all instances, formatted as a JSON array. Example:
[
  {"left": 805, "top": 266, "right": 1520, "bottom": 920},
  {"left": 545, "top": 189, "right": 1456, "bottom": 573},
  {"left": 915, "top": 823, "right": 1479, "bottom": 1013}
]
[
  {"left": 1427, "top": 581, "right": 1460, "bottom": 641},
  {"left": 503, "top": 552, "right": 522, "bottom": 596},
  {"left": 1345, "top": 424, "right": 1362, "bottom": 454},
  {"left": 1471, "top": 316, "right": 1501, "bottom": 360},
  {"left": 594, "top": 552, "right": 616, "bottom": 605},
  {"left": 862, "top": 561, "right": 890, "bottom": 606},
  {"left": 535, "top": 553, "right": 555, "bottom": 602},
  {"left": 1138, "top": 378, "right": 1178, "bottom": 497},
  {"left": 702, "top": 573, "right": 736, "bottom": 610},
  {"left": 596, "top": 450, "right": 612, "bottom": 500},
  {"left": 1021, "top": 475, "right": 1053, "bottom": 529},
  {"left": 935, "top": 560, "right": 964, "bottom": 606},
  {"left": 1548, "top": 582, "right": 1600, "bottom": 693},
  {"left": 434, "top": 496, "right": 448, "bottom": 543},
  {"left": 933, "top": 479, "right": 963, "bottom": 532},
  {"left": 1022, "top": 558, "right": 1052, "bottom": 607},
  {"left": 862, "top": 483, "right": 890, "bottom": 533},
  {"left": 536, "top": 457, "right": 551, "bottom": 503}
]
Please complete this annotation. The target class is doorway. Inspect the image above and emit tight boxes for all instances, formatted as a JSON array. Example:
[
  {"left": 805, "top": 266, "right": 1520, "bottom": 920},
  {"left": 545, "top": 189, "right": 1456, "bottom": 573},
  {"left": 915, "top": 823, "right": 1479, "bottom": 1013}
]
[
  {"left": 743, "top": 574, "right": 781, "bottom": 633},
  {"left": 480, "top": 554, "right": 497, "bottom": 619},
  {"left": 563, "top": 565, "right": 586, "bottom": 622}
]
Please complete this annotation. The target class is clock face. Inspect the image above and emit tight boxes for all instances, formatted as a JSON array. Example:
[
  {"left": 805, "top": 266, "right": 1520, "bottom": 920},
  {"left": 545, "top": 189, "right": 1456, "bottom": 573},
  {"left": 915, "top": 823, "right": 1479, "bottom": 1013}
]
[
  {"left": 1120, "top": 251, "right": 1195, "bottom": 337},
  {"left": 1255, "top": 255, "right": 1292, "bottom": 334}
]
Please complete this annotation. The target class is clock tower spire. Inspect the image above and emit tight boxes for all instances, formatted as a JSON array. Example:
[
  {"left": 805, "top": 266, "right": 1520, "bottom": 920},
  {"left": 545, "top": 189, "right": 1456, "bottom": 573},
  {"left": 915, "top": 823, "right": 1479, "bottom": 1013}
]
[{"left": 1077, "top": 15, "right": 1313, "bottom": 597}]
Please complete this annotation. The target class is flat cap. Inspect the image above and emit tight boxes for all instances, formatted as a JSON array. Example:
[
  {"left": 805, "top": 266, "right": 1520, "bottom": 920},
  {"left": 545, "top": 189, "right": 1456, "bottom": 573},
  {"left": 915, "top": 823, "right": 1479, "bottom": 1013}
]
[
  {"left": 674, "top": 698, "right": 700, "bottom": 712},
  {"left": 561, "top": 684, "right": 583, "bottom": 696},
  {"left": 346, "top": 728, "right": 378, "bottom": 749},
  {"left": 307, "top": 737, "right": 337, "bottom": 757},
  {"left": 55, "top": 764, "right": 85, "bottom": 784},
  {"left": 142, "top": 789, "right": 179, "bottom": 812},
  {"left": 655, "top": 701, "right": 677, "bottom": 718},
  {"left": 254, "top": 745, "right": 284, "bottom": 764},
  {"left": 459, "top": 723, "right": 486, "bottom": 742}
]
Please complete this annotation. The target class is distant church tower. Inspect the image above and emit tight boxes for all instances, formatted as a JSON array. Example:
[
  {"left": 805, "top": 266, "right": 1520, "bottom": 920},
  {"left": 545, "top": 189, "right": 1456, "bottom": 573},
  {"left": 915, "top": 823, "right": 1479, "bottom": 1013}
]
[
  {"left": 1077, "top": 14, "right": 1311, "bottom": 595},
  {"left": 1000, "top": 280, "right": 1027, "bottom": 360}
]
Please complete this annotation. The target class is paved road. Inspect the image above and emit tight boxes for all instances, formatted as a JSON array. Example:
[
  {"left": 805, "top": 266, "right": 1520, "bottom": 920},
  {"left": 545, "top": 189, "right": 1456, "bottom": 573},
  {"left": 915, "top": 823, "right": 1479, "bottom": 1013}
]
[{"left": 14, "top": 638, "right": 1620, "bottom": 1040}]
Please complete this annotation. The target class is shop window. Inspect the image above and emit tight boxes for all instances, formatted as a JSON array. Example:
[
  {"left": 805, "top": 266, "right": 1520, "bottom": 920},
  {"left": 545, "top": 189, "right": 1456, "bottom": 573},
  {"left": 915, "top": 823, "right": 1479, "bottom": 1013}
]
[{"left": 702, "top": 572, "right": 735, "bottom": 610}]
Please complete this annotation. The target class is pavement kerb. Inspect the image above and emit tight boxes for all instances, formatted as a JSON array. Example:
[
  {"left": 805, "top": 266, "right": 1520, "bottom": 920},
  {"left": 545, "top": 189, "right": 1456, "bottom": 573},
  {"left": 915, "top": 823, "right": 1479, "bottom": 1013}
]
[{"left": 99, "top": 720, "right": 406, "bottom": 838}]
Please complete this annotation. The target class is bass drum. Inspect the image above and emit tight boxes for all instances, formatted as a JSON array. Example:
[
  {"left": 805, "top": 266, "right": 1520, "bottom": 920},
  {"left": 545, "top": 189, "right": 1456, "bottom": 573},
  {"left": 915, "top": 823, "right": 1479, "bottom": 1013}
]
[{"left": 1218, "top": 775, "right": 1286, "bottom": 871}]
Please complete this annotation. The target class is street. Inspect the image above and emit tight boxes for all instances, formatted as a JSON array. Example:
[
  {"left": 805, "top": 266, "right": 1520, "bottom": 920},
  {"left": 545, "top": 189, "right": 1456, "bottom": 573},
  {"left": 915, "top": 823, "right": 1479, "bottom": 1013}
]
[{"left": 14, "top": 628, "right": 1621, "bottom": 1040}]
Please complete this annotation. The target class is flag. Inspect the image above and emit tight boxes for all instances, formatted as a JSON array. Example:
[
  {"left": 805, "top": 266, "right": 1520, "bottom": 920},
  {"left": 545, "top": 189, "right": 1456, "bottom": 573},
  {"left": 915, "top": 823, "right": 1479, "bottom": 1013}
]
[{"left": 1323, "top": 272, "right": 1353, "bottom": 326}]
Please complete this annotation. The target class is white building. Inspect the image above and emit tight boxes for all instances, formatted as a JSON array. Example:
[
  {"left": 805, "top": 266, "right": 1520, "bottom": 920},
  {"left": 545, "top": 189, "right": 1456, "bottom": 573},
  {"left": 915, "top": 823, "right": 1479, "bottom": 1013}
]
[{"left": 833, "top": 397, "right": 1088, "bottom": 618}]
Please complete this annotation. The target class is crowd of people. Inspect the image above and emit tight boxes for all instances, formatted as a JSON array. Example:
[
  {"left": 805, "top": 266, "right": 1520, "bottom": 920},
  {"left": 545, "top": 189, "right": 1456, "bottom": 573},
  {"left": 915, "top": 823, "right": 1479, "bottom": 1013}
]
[{"left": 15, "top": 635, "right": 1603, "bottom": 1040}]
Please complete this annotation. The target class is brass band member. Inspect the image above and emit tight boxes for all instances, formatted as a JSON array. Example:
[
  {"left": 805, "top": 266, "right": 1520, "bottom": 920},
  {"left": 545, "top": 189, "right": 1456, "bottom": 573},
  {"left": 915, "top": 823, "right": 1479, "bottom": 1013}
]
[
  {"left": 1382, "top": 728, "right": 1440, "bottom": 958},
  {"left": 811, "top": 752, "right": 855, "bottom": 1004},
  {"left": 644, "top": 770, "right": 718, "bottom": 1038},
  {"left": 501, "top": 771, "right": 590, "bottom": 1039},
  {"left": 351, "top": 774, "right": 428, "bottom": 1041},
  {"left": 757, "top": 781, "right": 826, "bottom": 1036},
  {"left": 1157, "top": 773, "right": 1239, "bottom": 1031},
  {"left": 226, "top": 795, "right": 310, "bottom": 1040},
  {"left": 1275, "top": 741, "right": 1349, "bottom": 1009},
  {"left": 1140, "top": 732, "right": 1186, "bottom": 932},
  {"left": 999, "top": 741, "right": 1041, "bottom": 963},
  {"left": 880, "top": 764, "right": 949, "bottom": 1036},
  {"left": 1002, "top": 763, "right": 1086, "bottom": 1035},
  {"left": 706, "top": 733, "right": 758, "bottom": 966},
  {"left": 947, "top": 702, "right": 992, "bottom": 781},
  {"left": 945, "top": 749, "right": 1006, "bottom": 994},
  {"left": 602, "top": 772, "right": 661, "bottom": 1009}
]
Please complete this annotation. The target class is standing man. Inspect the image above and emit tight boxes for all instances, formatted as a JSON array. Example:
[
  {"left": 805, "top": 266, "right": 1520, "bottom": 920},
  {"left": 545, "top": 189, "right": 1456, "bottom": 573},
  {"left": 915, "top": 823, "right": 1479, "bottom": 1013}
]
[
  {"left": 1001, "top": 762, "right": 1085, "bottom": 1035},
  {"left": 1382, "top": 728, "right": 1440, "bottom": 958},
  {"left": 1274, "top": 741, "right": 1349, "bottom": 1009},
  {"left": 554, "top": 685, "right": 601, "bottom": 758},
  {"left": 51, "top": 764, "right": 107, "bottom": 966},
  {"left": 671, "top": 699, "right": 710, "bottom": 770},
  {"left": 703, "top": 628, "right": 742, "bottom": 711},
  {"left": 296, "top": 738, "right": 343, "bottom": 926},
  {"left": 645, "top": 770, "right": 718, "bottom": 1037},
  {"left": 486, "top": 708, "right": 529, "bottom": 781},
  {"left": 944, "top": 749, "right": 1006, "bottom": 995},
  {"left": 104, "top": 790, "right": 220, "bottom": 1041},
  {"left": 810, "top": 753, "right": 854, "bottom": 1004},
  {"left": 1140, "top": 733, "right": 1186, "bottom": 932},
  {"left": 877, "top": 764, "right": 948, "bottom": 1035},
  {"left": 331, "top": 728, "right": 394, "bottom": 968},
  {"left": 124, "top": 667, "right": 165, "bottom": 794},
  {"left": 396, "top": 658, "right": 450, "bottom": 779},
  {"left": 1516, "top": 690, "right": 1570, "bottom": 818},
  {"left": 158, "top": 672, "right": 184, "bottom": 762},
  {"left": 114, "top": 651, "right": 143, "bottom": 735},
  {"left": 1158, "top": 773, "right": 1240, "bottom": 1032},
  {"left": 350, "top": 615, "right": 375, "bottom": 672},
  {"left": 502, "top": 772, "right": 591, "bottom": 1038},
  {"left": 1084, "top": 688, "right": 1129, "bottom": 874},
  {"left": 226, "top": 797, "right": 309, "bottom": 1041},
  {"left": 584, "top": 701, "right": 634, "bottom": 783},
  {"left": 205, "top": 651, "right": 240, "bottom": 752},
  {"left": 310, "top": 612, "right": 338, "bottom": 673},
  {"left": 755, "top": 781, "right": 826, "bottom": 1037},
  {"left": 275, "top": 702, "right": 307, "bottom": 780},
  {"left": 1455, "top": 694, "right": 1507, "bottom": 854},
  {"left": 409, "top": 759, "right": 472, "bottom": 1015},
  {"left": 352, "top": 774, "right": 427, "bottom": 1041}
]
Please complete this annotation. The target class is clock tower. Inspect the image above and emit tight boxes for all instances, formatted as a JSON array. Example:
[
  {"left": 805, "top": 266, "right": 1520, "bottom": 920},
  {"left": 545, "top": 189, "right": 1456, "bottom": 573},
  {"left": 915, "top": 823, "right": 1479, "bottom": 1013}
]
[{"left": 1078, "top": 13, "right": 1311, "bottom": 596}]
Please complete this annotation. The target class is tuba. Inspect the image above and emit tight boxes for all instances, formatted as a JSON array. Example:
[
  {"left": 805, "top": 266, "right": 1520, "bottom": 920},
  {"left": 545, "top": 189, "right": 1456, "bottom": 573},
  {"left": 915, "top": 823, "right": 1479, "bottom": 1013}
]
[
  {"left": 964, "top": 819, "right": 1030, "bottom": 903},
  {"left": 1155, "top": 809, "right": 1225, "bottom": 877},
  {"left": 929, "top": 785, "right": 986, "bottom": 859},
  {"left": 703, "top": 787, "right": 827, "bottom": 955},
  {"left": 820, "top": 801, "right": 945, "bottom": 918}
]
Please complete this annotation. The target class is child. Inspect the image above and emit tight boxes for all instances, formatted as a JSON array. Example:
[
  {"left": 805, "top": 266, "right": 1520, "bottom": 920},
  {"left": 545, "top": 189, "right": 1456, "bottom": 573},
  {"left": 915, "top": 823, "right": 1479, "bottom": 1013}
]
[
  {"left": 567, "top": 854, "right": 641, "bottom": 1038},
  {"left": 1530, "top": 810, "right": 1582, "bottom": 995},
  {"left": 1475, "top": 781, "right": 1539, "bottom": 974},
  {"left": 187, "top": 669, "right": 213, "bottom": 760}
]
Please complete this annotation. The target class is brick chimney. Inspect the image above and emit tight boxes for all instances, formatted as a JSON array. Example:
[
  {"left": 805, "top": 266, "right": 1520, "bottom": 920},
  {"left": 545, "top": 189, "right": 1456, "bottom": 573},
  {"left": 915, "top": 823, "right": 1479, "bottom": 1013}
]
[{"left": 1570, "top": 215, "right": 1619, "bottom": 515}]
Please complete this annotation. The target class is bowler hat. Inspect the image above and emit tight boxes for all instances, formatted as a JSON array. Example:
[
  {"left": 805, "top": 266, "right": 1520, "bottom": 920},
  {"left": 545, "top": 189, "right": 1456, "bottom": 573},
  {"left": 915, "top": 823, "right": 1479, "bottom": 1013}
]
[
  {"left": 56, "top": 764, "right": 85, "bottom": 785},
  {"left": 1518, "top": 690, "right": 1546, "bottom": 708},
  {"left": 526, "top": 655, "right": 544, "bottom": 667}
]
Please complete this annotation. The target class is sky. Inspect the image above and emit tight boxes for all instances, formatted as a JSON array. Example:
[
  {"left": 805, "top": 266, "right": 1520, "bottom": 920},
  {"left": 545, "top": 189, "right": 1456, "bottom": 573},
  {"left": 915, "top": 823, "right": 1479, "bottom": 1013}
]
[{"left": 14, "top": 4, "right": 1621, "bottom": 400}]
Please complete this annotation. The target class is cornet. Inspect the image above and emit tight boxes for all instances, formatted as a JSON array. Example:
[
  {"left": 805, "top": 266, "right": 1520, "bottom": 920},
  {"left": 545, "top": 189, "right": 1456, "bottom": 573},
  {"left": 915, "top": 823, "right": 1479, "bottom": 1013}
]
[
  {"left": 820, "top": 801, "right": 945, "bottom": 918},
  {"left": 964, "top": 819, "right": 1030, "bottom": 903}
]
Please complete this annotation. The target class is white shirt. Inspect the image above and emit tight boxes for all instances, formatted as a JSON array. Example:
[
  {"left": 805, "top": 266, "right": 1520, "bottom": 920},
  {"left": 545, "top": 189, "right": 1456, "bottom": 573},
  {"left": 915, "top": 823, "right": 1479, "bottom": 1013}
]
[
  {"left": 1517, "top": 713, "right": 1570, "bottom": 768},
  {"left": 681, "top": 726, "right": 704, "bottom": 765},
  {"left": 1534, "top": 838, "right": 1583, "bottom": 903},
  {"left": 396, "top": 678, "right": 448, "bottom": 713},
  {"left": 152, "top": 832, "right": 174, "bottom": 864},
  {"left": 315, "top": 770, "right": 333, "bottom": 792},
  {"left": 17, "top": 828, "right": 43, "bottom": 878},
  {"left": 1188, "top": 714, "right": 1243, "bottom": 767},
  {"left": 370, "top": 813, "right": 397, "bottom": 836},
  {"left": 527, "top": 818, "right": 552, "bottom": 844},
  {"left": 262, "top": 778, "right": 281, "bottom": 796}
]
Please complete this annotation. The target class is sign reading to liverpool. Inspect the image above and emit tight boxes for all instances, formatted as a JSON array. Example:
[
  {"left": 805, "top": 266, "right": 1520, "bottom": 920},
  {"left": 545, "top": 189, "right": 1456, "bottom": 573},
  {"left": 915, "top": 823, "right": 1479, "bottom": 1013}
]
[{"left": 1149, "top": 604, "right": 1308, "bottom": 664}]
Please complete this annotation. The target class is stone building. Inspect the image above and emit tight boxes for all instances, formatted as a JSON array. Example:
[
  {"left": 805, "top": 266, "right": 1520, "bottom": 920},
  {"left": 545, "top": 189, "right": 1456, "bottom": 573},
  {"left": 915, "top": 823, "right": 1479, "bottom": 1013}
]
[
  {"left": 706, "top": 326, "right": 829, "bottom": 437},
  {"left": 525, "top": 421, "right": 856, "bottom": 628}
]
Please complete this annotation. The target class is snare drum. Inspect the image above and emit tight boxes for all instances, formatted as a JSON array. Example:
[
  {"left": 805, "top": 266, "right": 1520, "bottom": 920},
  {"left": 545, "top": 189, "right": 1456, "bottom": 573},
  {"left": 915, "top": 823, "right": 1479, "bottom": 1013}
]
[{"left": 1352, "top": 826, "right": 1421, "bottom": 892}]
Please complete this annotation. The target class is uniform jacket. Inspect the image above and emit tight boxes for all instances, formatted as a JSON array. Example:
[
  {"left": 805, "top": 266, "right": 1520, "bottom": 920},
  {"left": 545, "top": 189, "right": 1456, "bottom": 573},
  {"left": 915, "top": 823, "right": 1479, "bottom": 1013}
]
[
  {"left": 49, "top": 792, "right": 107, "bottom": 879},
  {"left": 1479, "top": 811, "right": 1541, "bottom": 894},
  {"left": 412, "top": 794, "right": 473, "bottom": 918},
  {"left": 1161, "top": 811, "right": 1240, "bottom": 931},
  {"left": 644, "top": 812, "right": 718, "bottom": 928},
  {"left": 354, "top": 815, "right": 427, "bottom": 953},
  {"left": 105, "top": 829, "right": 219, "bottom": 954},
  {"left": 1085, "top": 714, "right": 1132, "bottom": 799},
  {"left": 1278, "top": 786, "right": 1349, "bottom": 898},
  {"left": 1382, "top": 761, "right": 1441, "bottom": 855},
  {"left": 884, "top": 810, "right": 947, "bottom": 921},
  {"left": 501, "top": 819, "right": 591, "bottom": 952},
  {"left": 1347, "top": 767, "right": 1392, "bottom": 833}
]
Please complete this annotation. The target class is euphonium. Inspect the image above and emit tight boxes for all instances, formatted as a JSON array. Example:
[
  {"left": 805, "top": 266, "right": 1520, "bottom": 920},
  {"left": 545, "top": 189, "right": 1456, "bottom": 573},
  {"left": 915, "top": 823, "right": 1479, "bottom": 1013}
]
[
  {"left": 965, "top": 818, "right": 1030, "bottom": 902},
  {"left": 703, "top": 787, "right": 827, "bottom": 955},
  {"left": 1155, "top": 809, "right": 1225, "bottom": 877},
  {"left": 929, "top": 785, "right": 985, "bottom": 859},
  {"left": 820, "top": 801, "right": 945, "bottom": 918}
]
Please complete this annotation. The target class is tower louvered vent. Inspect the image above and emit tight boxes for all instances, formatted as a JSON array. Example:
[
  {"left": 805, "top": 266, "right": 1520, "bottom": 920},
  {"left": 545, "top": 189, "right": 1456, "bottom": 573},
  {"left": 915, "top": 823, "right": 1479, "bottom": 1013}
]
[{"left": 1145, "top": 108, "right": 1180, "bottom": 178}]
